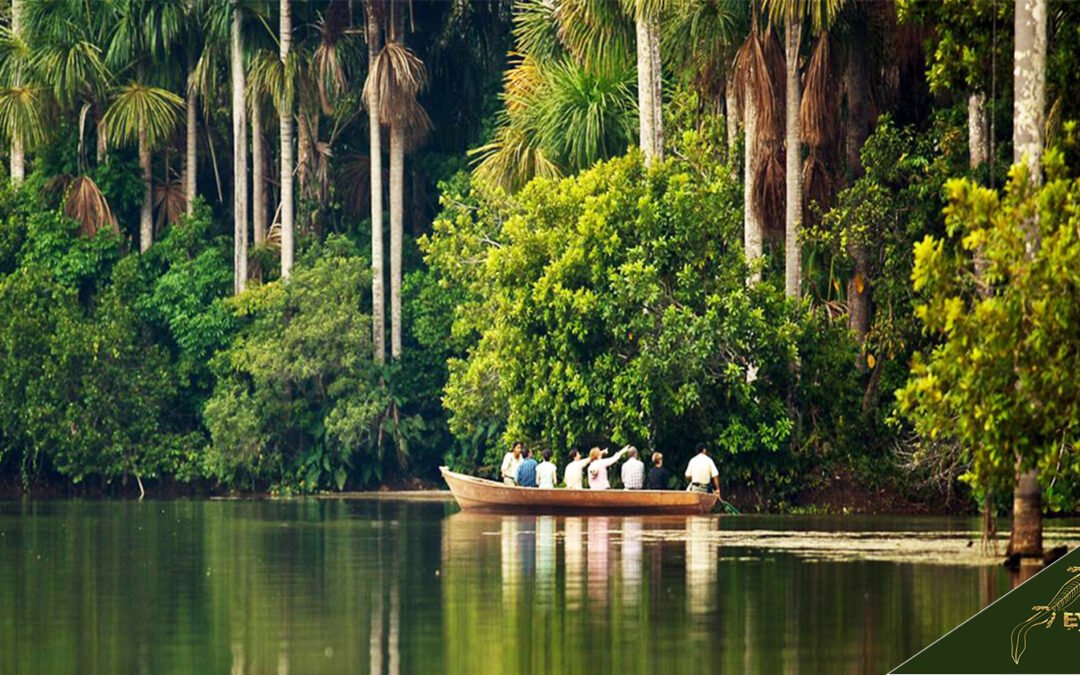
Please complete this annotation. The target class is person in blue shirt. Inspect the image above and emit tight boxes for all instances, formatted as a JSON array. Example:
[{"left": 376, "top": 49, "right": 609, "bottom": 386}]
[{"left": 516, "top": 448, "right": 539, "bottom": 487}]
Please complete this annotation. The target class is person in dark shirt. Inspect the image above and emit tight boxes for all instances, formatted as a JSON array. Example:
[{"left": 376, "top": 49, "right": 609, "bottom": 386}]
[
  {"left": 516, "top": 448, "right": 539, "bottom": 487},
  {"left": 645, "top": 451, "right": 672, "bottom": 490}
]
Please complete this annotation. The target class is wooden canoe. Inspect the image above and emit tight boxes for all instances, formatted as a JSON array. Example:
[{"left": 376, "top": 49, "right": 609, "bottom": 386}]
[{"left": 440, "top": 466, "right": 718, "bottom": 515}]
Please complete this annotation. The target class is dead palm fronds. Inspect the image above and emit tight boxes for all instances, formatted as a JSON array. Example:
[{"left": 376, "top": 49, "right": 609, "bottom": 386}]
[
  {"left": 153, "top": 177, "right": 186, "bottom": 230},
  {"left": 64, "top": 175, "right": 119, "bottom": 237}
]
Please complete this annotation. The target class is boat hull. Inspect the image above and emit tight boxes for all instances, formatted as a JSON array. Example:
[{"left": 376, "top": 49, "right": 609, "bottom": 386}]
[{"left": 440, "top": 466, "right": 718, "bottom": 515}]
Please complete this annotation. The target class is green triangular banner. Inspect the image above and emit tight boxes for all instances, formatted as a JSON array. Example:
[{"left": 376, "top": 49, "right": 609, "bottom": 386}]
[{"left": 892, "top": 546, "right": 1080, "bottom": 674}]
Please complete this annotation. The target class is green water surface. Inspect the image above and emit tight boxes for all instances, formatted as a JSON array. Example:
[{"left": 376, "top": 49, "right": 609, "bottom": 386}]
[{"left": 0, "top": 500, "right": 1018, "bottom": 674}]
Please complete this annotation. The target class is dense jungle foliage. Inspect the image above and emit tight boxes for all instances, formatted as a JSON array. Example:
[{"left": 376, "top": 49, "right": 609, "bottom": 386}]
[{"left": 0, "top": 0, "right": 1076, "bottom": 518}]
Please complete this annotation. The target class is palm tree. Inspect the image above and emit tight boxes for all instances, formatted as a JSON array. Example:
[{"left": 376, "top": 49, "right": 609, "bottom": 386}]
[
  {"left": 628, "top": 0, "right": 663, "bottom": 165},
  {"left": 231, "top": 1, "right": 248, "bottom": 293},
  {"left": 364, "top": 0, "right": 386, "bottom": 364},
  {"left": 102, "top": 84, "right": 184, "bottom": 251},
  {"left": 763, "top": 0, "right": 844, "bottom": 299},
  {"left": 104, "top": 0, "right": 185, "bottom": 251},
  {"left": 184, "top": 0, "right": 200, "bottom": 215},
  {"left": 1008, "top": 0, "right": 1047, "bottom": 563},
  {"left": 366, "top": 2, "right": 430, "bottom": 360},
  {"left": 9, "top": 0, "right": 25, "bottom": 183},
  {"left": 733, "top": 8, "right": 784, "bottom": 285},
  {"left": 279, "top": 0, "right": 294, "bottom": 278}
]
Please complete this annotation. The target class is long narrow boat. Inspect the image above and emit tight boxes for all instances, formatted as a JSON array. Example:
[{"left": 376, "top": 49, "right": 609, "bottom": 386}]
[{"left": 440, "top": 466, "right": 718, "bottom": 515}]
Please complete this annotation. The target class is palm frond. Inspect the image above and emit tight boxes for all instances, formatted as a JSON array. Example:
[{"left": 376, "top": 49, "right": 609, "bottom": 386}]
[
  {"left": 365, "top": 40, "right": 429, "bottom": 126},
  {"left": 31, "top": 39, "right": 109, "bottom": 108},
  {"left": 0, "top": 85, "right": 47, "bottom": 148},
  {"left": 103, "top": 83, "right": 184, "bottom": 149},
  {"left": 762, "top": 0, "right": 845, "bottom": 33},
  {"left": 64, "top": 175, "right": 119, "bottom": 237},
  {"left": 800, "top": 32, "right": 836, "bottom": 148},
  {"left": 470, "top": 123, "right": 562, "bottom": 194},
  {"left": 555, "top": 0, "right": 635, "bottom": 75},
  {"left": 153, "top": 177, "right": 186, "bottom": 230},
  {"left": 535, "top": 57, "right": 636, "bottom": 172},
  {"left": 513, "top": 0, "right": 564, "bottom": 63}
]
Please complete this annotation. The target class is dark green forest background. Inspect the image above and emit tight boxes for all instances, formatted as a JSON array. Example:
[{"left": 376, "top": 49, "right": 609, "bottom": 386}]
[{"left": 0, "top": 0, "right": 1077, "bottom": 520}]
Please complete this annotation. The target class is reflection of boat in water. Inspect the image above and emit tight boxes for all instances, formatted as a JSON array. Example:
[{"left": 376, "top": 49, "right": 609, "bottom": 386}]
[{"left": 440, "top": 466, "right": 718, "bottom": 515}]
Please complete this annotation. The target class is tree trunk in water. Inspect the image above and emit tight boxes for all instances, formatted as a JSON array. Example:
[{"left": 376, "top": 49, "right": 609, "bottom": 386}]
[
  {"left": 1008, "top": 0, "right": 1047, "bottom": 561},
  {"left": 232, "top": 4, "right": 248, "bottom": 294},
  {"left": 635, "top": 15, "right": 663, "bottom": 166},
  {"left": 252, "top": 107, "right": 266, "bottom": 245},
  {"left": 139, "top": 124, "right": 152, "bottom": 252},
  {"left": 389, "top": 122, "right": 404, "bottom": 360},
  {"left": 743, "top": 84, "right": 762, "bottom": 284},
  {"left": 279, "top": 0, "right": 294, "bottom": 279},
  {"left": 185, "top": 54, "right": 198, "bottom": 215},
  {"left": 968, "top": 92, "right": 988, "bottom": 170},
  {"left": 10, "top": 0, "right": 24, "bottom": 184},
  {"left": 367, "top": 4, "right": 385, "bottom": 365},
  {"left": 783, "top": 20, "right": 803, "bottom": 299},
  {"left": 1008, "top": 466, "right": 1042, "bottom": 558},
  {"left": 844, "top": 48, "right": 871, "bottom": 353}
]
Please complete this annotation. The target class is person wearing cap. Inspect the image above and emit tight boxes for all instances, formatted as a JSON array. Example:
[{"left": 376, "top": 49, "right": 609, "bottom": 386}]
[
  {"left": 620, "top": 446, "right": 645, "bottom": 489},
  {"left": 684, "top": 442, "right": 720, "bottom": 495}
]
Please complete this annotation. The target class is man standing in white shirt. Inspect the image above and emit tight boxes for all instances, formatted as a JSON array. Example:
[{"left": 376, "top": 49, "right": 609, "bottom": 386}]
[
  {"left": 684, "top": 443, "right": 720, "bottom": 495},
  {"left": 620, "top": 446, "right": 645, "bottom": 489},
  {"left": 501, "top": 442, "right": 523, "bottom": 485},
  {"left": 563, "top": 449, "right": 590, "bottom": 489},
  {"left": 536, "top": 449, "right": 558, "bottom": 488}
]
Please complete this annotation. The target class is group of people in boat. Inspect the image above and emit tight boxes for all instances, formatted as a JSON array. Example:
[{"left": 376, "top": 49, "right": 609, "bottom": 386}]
[{"left": 499, "top": 441, "right": 721, "bottom": 494}]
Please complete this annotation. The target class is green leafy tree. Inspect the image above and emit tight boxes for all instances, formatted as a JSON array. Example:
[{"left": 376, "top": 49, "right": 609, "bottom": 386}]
[
  {"left": 203, "top": 237, "right": 391, "bottom": 492},
  {"left": 898, "top": 156, "right": 1080, "bottom": 550}
]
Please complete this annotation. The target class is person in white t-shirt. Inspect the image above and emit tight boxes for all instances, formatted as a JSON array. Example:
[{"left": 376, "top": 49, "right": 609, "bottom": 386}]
[
  {"left": 563, "top": 449, "right": 591, "bottom": 489},
  {"left": 536, "top": 449, "right": 558, "bottom": 488},
  {"left": 684, "top": 442, "right": 720, "bottom": 495}
]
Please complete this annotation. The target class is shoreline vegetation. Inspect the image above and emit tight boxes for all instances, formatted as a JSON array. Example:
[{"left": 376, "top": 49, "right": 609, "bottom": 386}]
[{"left": 1, "top": 1, "right": 1078, "bottom": 561}]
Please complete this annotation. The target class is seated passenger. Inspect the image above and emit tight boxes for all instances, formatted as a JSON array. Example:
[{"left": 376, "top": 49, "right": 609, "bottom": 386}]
[
  {"left": 620, "top": 447, "right": 644, "bottom": 489},
  {"left": 645, "top": 452, "right": 672, "bottom": 490},
  {"left": 516, "top": 448, "right": 539, "bottom": 488},
  {"left": 563, "top": 449, "right": 590, "bottom": 489},
  {"left": 536, "top": 449, "right": 558, "bottom": 488}
]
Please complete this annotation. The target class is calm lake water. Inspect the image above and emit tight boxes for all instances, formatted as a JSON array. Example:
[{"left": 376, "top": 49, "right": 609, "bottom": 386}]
[{"left": 0, "top": 499, "right": 1053, "bottom": 674}]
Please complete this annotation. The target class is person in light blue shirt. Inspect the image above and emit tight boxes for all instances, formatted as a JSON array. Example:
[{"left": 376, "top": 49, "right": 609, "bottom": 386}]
[{"left": 516, "top": 448, "right": 539, "bottom": 487}]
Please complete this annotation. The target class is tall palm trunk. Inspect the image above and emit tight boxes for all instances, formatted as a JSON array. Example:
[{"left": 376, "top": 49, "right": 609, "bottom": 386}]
[
  {"left": 367, "top": 3, "right": 386, "bottom": 365},
  {"left": 635, "top": 14, "right": 663, "bottom": 165},
  {"left": 1008, "top": 0, "right": 1047, "bottom": 561},
  {"left": 252, "top": 107, "right": 265, "bottom": 245},
  {"left": 185, "top": 53, "right": 197, "bottom": 215},
  {"left": 139, "top": 123, "right": 152, "bottom": 252},
  {"left": 279, "top": 0, "right": 295, "bottom": 279},
  {"left": 968, "top": 92, "right": 988, "bottom": 170},
  {"left": 10, "top": 0, "right": 24, "bottom": 184},
  {"left": 844, "top": 48, "right": 871, "bottom": 349},
  {"left": 231, "top": 3, "right": 248, "bottom": 293},
  {"left": 743, "top": 82, "right": 762, "bottom": 284},
  {"left": 389, "top": 121, "right": 403, "bottom": 360},
  {"left": 783, "top": 18, "right": 803, "bottom": 299}
]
